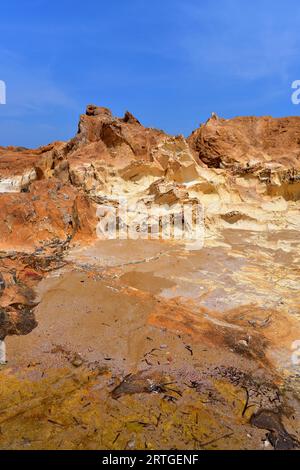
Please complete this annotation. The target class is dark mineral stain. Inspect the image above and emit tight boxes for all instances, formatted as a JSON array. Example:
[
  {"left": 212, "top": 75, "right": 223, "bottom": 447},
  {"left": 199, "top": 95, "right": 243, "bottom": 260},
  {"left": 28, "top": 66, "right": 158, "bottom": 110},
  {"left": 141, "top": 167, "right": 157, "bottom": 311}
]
[
  {"left": 0, "top": 303, "right": 38, "bottom": 341},
  {"left": 0, "top": 273, "right": 5, "bottom": 296},
  {"left": 111, "top": 371, "right": 172, "bottom": 400},
  {"left": 251, "top": 409, "right": 300, "bottom": 450}
]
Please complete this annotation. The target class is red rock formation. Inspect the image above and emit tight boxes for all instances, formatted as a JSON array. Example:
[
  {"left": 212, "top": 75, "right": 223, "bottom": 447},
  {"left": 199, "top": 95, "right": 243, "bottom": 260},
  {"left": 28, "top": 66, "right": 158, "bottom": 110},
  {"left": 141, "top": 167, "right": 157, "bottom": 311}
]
[
  {"left": 67, "top": 105, "right": 166, "bottom": 170},
  {"left": 1, "top": 107, "right": 300, "bottom": 251},
  {"left": 188, "top": 114, "right": 300, "bottom": 171},
  {"left": 1, "top": 107, "right": 300, "bottom": 450},
  {"left": 0, "top": 179, "right": 96, "bottom": 250}
]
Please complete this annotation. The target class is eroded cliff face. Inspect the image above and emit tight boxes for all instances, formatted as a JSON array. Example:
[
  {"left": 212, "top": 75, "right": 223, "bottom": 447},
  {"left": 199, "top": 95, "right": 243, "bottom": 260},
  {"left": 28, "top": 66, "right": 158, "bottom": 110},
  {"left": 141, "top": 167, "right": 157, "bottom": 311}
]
[
  {"left": 188, "top": 114, "right": 300, "bottom": 170},
  {"left": 0, "top": 107, "right": 300, "bottom": 450}
]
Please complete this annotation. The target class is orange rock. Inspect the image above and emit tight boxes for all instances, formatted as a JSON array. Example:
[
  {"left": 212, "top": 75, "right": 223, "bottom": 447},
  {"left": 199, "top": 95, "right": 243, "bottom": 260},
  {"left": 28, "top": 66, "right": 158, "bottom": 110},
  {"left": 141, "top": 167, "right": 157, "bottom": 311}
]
[{"left": 188, "top": 114, "right": 300, "bottom": 171}]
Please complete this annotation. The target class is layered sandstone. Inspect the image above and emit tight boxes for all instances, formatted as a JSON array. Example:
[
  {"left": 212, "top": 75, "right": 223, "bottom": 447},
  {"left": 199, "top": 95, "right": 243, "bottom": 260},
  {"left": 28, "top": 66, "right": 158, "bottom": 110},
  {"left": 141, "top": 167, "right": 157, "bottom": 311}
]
[{"left": 0, "top": 106, "right": 300, "bottom": 450}]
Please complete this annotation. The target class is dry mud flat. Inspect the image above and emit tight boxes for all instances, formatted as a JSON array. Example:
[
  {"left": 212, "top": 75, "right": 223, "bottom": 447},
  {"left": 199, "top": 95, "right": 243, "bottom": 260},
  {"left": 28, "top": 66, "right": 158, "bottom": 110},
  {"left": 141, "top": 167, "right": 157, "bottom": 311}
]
[{"left": 1, "top": 231, "right": 300, "bottom": 450}]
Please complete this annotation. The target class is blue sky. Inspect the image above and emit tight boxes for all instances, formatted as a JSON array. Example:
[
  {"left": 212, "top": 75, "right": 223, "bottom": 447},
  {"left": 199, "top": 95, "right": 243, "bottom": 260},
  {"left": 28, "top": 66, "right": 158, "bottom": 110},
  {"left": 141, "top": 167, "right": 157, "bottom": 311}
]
[{"left": 1, "top": 0, "right": 300, "bottom": 147}]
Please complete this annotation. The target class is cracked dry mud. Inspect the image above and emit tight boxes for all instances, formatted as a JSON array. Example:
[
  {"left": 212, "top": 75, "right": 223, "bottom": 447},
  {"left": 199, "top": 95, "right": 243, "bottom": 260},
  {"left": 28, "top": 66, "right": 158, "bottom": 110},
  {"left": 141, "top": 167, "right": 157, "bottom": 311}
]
[{"left": 0, "top": 107, "right": 300, "bottom": 450}]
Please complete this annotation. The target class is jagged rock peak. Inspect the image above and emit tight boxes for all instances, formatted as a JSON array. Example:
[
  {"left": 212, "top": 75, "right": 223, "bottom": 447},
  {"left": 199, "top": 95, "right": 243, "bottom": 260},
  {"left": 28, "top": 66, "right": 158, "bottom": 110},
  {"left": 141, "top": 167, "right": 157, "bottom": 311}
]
[
  {"left": 122, "top": 111, "right": 141, "bottom": 125},
  {"left": 85, "top": 104, "right": 112, "bottom": 118}
]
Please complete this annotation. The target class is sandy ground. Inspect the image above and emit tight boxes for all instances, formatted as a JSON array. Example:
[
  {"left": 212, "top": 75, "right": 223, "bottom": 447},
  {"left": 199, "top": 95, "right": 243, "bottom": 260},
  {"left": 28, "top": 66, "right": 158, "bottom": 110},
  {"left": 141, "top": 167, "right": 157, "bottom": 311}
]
[{"left": 1, "top": 231, "right": 300, "bottom": 450}]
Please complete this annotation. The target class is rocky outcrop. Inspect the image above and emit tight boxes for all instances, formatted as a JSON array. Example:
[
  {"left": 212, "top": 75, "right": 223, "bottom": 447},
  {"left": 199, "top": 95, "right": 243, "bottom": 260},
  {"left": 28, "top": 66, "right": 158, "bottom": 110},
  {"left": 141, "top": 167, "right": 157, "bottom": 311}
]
[
  {"left": 0, "top": 179, "right": 96, "bottom": 250},
  {"left": 188, "top": 114, "right": 300, "bottom": 171},
  {"left": 1, "top": 106, "right": 300, "bottom": 273},
  {"left": 1, "top": 107, "right": 300, "bottom": 450},
  {"left": 67, "top": 105, "right": 166, "bottom": 168},
  {"left": 1, "top": 106, "right": 300, "bottom": 251}
]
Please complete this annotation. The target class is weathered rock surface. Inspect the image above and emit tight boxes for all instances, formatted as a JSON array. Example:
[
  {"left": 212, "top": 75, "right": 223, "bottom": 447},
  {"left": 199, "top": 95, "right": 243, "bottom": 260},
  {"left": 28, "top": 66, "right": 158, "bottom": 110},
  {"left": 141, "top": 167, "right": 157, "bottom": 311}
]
[
  {"left": 188, "top": 114, "right": 300, "bottom": 171},
  {"left": 0, "top": 107, "right": 300, "bottom": 450}
]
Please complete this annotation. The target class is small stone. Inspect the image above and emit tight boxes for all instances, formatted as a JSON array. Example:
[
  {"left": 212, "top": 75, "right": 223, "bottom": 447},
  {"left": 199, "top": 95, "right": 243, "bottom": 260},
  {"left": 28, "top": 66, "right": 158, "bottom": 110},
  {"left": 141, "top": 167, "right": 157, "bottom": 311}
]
[
  {"left": 264, "top": 439, "right": 271, "bottom": 448},
  {"left": 71, "top": 354, "right": 83, "bottom": 367}
]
